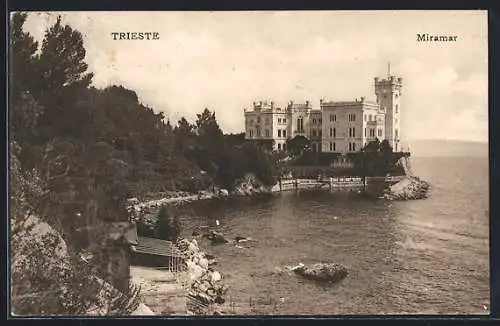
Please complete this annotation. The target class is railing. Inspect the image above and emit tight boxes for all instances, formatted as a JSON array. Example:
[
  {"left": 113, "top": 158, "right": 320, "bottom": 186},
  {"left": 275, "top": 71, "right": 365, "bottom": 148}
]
[{"left": 186, "top": 294, "right": 284, "bottom": 315}]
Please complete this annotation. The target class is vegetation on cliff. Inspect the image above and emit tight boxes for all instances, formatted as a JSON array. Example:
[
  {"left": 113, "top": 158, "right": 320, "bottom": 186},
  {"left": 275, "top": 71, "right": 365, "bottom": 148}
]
[{"left": 10, "top": 12, "right": 280, "bottom": 315}]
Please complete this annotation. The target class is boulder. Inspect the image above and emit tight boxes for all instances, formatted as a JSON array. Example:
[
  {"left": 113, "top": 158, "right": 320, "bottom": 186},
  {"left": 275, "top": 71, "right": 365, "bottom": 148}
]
[
  {"left": 293, "top": 263, "right": 348, "bottom": 283},
  {"left": 198, "top": 257, "right": 209, "bottom": 270},
  {"left": 187, "top": 260, "right": 205, "bottom": 281},
  {"left": 207, "top": 230, "right": 229, "bottom": 244},
  {"left": 210, "top": 271, "right": 222, "bottom": 283},
  {"left": 234, "top": 236, "right": 248, "bottom": 243}
]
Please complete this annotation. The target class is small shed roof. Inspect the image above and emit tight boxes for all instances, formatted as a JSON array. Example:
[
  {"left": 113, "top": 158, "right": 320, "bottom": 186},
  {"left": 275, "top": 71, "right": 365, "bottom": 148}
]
[{"left": 132, "top": 237, "right": 185, "bottom": 259}]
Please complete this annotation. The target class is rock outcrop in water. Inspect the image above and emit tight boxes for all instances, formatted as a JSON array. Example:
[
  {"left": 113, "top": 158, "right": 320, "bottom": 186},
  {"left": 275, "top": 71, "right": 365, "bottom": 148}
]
[
  {"left": 289, "top": 262, "right": 349, "bottom": 283},
  {"left": 381, "top": 176, "right": 430, "bottom": 200},
  {"left": 204, "top": 230, "right": 230, "bottom": 244}
]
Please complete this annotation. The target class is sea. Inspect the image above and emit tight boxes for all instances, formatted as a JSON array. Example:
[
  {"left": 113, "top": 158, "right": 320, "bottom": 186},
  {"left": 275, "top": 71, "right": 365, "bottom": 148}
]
[{"left": 180, "top": 156, "right": 490, "bottom": 315}]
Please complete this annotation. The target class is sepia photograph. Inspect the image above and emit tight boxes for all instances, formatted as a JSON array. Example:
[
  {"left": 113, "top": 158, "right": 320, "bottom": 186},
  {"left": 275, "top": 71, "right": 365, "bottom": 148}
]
[{"left": 9, "top": 10, "right": 489, "bottom": 316}]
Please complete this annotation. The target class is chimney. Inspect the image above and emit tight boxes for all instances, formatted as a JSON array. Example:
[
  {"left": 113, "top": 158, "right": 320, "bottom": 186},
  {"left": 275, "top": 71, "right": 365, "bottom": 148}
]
[{"left": 360, "top": 96, "right": 365, "bottom": 102}]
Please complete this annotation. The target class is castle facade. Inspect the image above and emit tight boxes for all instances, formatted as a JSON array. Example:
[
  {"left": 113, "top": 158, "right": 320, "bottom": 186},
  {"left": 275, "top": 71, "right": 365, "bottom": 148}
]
[{"left": 243, "top": 73, "right": 403, "bottom": 153}]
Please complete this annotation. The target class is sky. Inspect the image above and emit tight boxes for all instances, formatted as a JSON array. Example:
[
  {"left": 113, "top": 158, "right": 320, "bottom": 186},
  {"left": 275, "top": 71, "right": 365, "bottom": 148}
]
[{"left": 22, "top": 11, "right": 488, "bottom": 142}]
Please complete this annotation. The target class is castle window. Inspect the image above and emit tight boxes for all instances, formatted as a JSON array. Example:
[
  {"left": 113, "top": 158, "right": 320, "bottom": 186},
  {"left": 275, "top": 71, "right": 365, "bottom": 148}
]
[
  {"left": 257, "top": 117, "right": 261, "bottom": 123},
  {"left": 349, "top": 127, "right": 356, "bottom": 138},
  {"left": 352, "top": 142, "right": 356, "bottom": 151},
  {"left": 257, "top": 129, "right": 261, "bottom": 137},
  {"left": 319, "top": 129, "right": 322, "bottom": 137},
  {"left": 395, "top": 104, "right": 399, "bottom": 114},
  {"left": 348, "top": 113, "right": 356, "bottom": 122},
  {"left": 283, "top": 130, "right": 287, "bottom": 138},
  {"left": 330, "top": 114, "right": 336, "bottom": 122},
  {"left": 378, "top": 129, "right": 382, "bottom": 137},
  {"left": 333, "top": 142, "right": 336, "bottom": 151},
  {"left": 278, "top": 130, "right": 282, "bottom": 137},
  {"left": 278, "top": 143, "right": 281, "bottom": 150},
  {"left": 348, "top": 143, "right": 351, "bottom": 151},
  {"left": 330, "top": 142, "right": 333, "bottom": 151},
  {"left": 370, "top": 128, "right": 375, "bottom": 137},
  {"left": 313, "top": 119, "right": 316, "bottom": 124},
  {"left": 395, "top": 129, "right": 399, "bottom": 138},
  {"left": 265, "top": 129, "right": 270, "bottom": 137},
  {"left": 249, "top": 130, "right": 253, "bottom": 137},
  {"left": 364, "top": 128, "right": 367, "bottom": 137},
  {"left": 330, "top": 128, "right": 333, "bottom": 138},
  {"left": 283, "top": 118, "right": 287, "bottom": 123},
  {"left": 283, "top": 143, "right": 286, "bottom": 150},
  {"left": 313, "top": 129, "right": 317, "bottom": 137},
  {"left": 333, "top": 128, "right": 336, "bottom": 138},
  {"left": 278, "top": 118, "right": 282, "bottom": 123},
  {"left": 297, "top": 118, "right": 304, "bottom": 132},
  {"left": 369, "top": 114, "right": 373, "bottom": 121},
  {"left": 319, "top": 118, "right": 322, "bottom": 124}
]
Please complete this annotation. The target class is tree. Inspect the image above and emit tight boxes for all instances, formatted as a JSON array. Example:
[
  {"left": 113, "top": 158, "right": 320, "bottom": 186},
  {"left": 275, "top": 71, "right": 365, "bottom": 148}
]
[
  {"left": 155, "top": 205, "right": 181, "bottom": 242},
  {"left": 171, "top": 215, "right": 182, "bottom": 243},
  {"left": 10, "top": 13, "right": 45, "bottom": 166},
  {"left": 36, "top": 15, "right": 93, "bottom": 93},
  {"left": 11, "top": 12, "right": 39, "bottom": 102},
  {"left": 34, "top": 15, "right": 94, "bottom": 142},
  {"left": 286, "top": 135, "right": 311, "bottom": 157},
  {"left": 195, "top": 108, "right": 224, "bottom": 151},
  {"left": 173, "top": 117, "right": 196, "bottom": 151}
]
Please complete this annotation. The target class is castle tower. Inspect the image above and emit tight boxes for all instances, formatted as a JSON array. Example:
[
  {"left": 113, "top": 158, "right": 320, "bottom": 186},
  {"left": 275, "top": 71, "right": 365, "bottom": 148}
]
[{"left": 374, "top": 66, "right": 403, "bottom": 152}]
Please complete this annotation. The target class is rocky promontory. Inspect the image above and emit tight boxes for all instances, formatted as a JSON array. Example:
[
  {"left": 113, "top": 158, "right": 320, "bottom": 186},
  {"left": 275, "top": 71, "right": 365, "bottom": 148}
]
[
  {"left": 381, "top": 176, "right": 430, "bottom": 200},
  {"left": 231, "top": 174, "right": 271, "bottom": 196}
]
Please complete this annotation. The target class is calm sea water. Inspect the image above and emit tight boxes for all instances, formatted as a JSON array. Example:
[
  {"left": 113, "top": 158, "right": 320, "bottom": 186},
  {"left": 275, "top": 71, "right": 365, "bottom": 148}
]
[{"left": 181, "top": 157, "right": 490, "bottom": 315}]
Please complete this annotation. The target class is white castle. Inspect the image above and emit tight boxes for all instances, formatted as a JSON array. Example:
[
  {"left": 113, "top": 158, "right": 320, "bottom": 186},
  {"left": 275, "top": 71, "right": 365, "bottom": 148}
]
[{"left": 243, "top": 70, "right": 403, "bottom": 154}]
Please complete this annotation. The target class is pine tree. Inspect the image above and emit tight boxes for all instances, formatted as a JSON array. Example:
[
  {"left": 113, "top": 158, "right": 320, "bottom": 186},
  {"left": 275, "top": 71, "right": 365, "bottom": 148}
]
[{"left": 155, "top": 205, "right": 173, "bottom": 241}]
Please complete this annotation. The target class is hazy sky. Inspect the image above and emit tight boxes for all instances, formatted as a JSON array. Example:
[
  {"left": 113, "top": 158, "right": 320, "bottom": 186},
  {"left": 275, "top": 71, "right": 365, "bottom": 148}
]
[{"left": 22, "top": 11, "right": 488, "bottom": 142}]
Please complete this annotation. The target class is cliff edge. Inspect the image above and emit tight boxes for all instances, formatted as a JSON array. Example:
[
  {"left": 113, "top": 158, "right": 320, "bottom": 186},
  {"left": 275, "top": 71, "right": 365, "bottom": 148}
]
[{"left": 381, "top": 157, "right": 430, "bottom": 201}]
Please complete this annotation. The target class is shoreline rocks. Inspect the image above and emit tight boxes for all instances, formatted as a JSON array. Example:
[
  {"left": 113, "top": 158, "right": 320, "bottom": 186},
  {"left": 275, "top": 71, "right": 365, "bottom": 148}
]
[
  {"left": 381, "top": 176, "right": 430, "bottom": 201},
  {"left": 231, "top": 174, "right": 272, "bottom": 196},
  {"left": 177, "top": 238, "right": 228, "bottom": 315}
]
